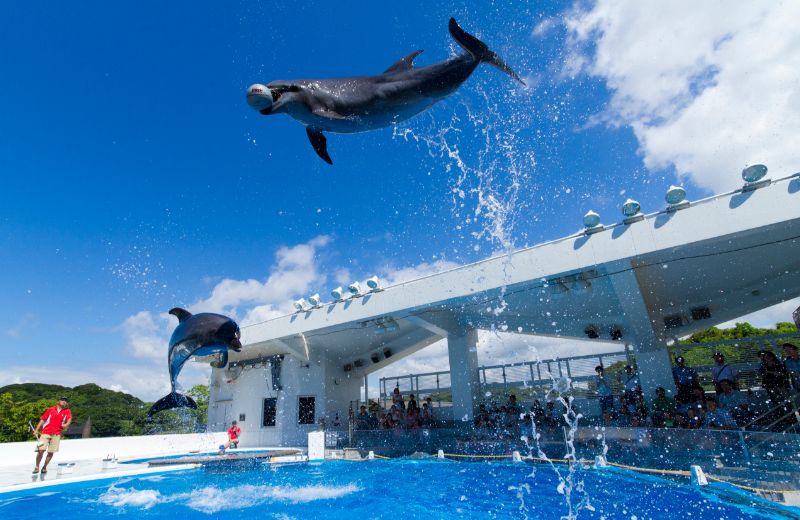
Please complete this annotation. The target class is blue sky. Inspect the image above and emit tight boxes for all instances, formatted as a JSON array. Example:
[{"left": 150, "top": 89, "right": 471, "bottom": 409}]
[{"left": 1, "top": 1, "right": 798, "bottom": 399}]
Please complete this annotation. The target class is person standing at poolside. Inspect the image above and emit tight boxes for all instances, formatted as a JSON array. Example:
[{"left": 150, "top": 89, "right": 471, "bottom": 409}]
[
  {"left": 711, "top": 352, "right": 737, "bottom": 394},
  {"left": 224, "top": 420, "right": 241, "bottom": 450},
  {"left": 783, "top": 343, "right": 800, "bottom": 392},
  {"left": 672, "top": 356, "right": 698, "bottom": 403},
  {"left": 595, "top": 366, "right": 614, "bottom": 414},
  {"left": 32, "top": 397, "right": 72, "bottom": 474}
]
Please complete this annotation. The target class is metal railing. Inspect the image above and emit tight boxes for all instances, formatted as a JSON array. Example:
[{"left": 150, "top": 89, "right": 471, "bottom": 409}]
[
  {"left": 379, "top": 348, "right": 631, "bottom": 408},
  {"left": 669, "top": 332, "right": 800, "bottom": 391}
]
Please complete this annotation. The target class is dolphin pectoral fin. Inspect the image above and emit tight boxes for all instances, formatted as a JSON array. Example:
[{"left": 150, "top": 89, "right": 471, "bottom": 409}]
[
  {"left": 384, "top": 49, "right": 424, "bottom": 73},
  {"left": 210, "top": 349, "right": 229, "bottom": 369},
  {"left": 168, "top": 307, "right": 192, "bottom": 323},
  {"left": 306, "top": 127, "right": 333, "bottom": 165},
  {"left": 147, "top": 392, "right": 198, "bottom": 417},
  {"left": 448, "top": 18, "right": 526, "bottom": 86}
]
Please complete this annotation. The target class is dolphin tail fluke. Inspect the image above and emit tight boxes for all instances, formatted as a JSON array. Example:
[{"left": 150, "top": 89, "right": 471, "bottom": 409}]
[
  {"left": 448, "top": 18, "right": 526, "bottom": 86},
  {"left": 147, "top": 392, "right": 198, "bottom": 417}
]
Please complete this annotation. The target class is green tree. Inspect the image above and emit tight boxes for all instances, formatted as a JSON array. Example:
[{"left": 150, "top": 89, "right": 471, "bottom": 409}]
[{"left": 0, "top": 393, "right": 52, "bottom": 442}]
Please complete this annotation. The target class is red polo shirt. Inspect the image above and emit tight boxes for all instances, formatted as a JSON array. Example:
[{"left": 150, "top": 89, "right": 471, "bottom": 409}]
[
  {"left": 41, "top": 406, "right": 72, "bottom": 435},
  {"left": 228, "top": 426, "right": 240, "bottom": 441}
]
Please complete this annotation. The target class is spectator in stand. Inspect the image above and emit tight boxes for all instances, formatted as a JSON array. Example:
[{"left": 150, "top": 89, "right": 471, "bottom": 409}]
[
  {"left": 420, "top": 403, "right": 432, "bottom": 426},
  {"left": 391, "top": 387, "right": 405, "bottom": 411},
  {"left": 621, "top": 365, "right": 641, "bottom": 410},
  {"left": 672, "top": 356, "right": 698, "bottom": 404},
  {"left": 355, "top": 405, "right": 370, "bottom": 430},
  {"left": 703, "top": 397, "right": 737, "bottom": 430},
  {"left": 405, "top": 406, "right": 421, "bottom": 430},
  {"left": 685, "top": 407, "right": 703, "bottom": 429},
  {"left": 425, "top": 397, "right": 435, "bottom": 415},
  {"left": 651, "top": 387, "right": 676, "bottom": 428},
  {"left": 474, "top": 404, "right": 493, "bottom": 429},
  {"left": 545, "top": 401, "right": 560, "bottom": 428},
  {"left": 530, "top": 400, "right": 545, "bottom": 429},
  {"left": 759, "top": 351, "right": 792, "bottom": 407},
  {"left": 379, "top": 413, "right": 392, "bottom": 430},
  {"left": 631, "top": 391, "right": 649, "bottom": 427},
  {"left": 407, "top": 393, "right": 419, "bottom": 411},
  {"left": 595, "top": 366, "right": 615, "bottom": 415},
  {"left": 506, "top": 394, "right": 522, "bottom": 416},
  {"left": 711, "top": 352, "right": 737, "bottom": 393},
  {"left": 782, "top": 343, "right": 800, "bottom": 392},
  {"left": 717, "top": 379, "right": 751, "bottom": 426},
  {"left": 390, "top": 406, "right": 403, "bottom": 427}
]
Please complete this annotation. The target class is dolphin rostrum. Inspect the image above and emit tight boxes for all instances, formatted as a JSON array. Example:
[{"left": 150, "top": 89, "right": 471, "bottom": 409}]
[
  {"left": 147, "top": 307, "right": 242, "bottom": 417},
  {"left": 246, "top": 18, "right": 525, "bottom": 164}
]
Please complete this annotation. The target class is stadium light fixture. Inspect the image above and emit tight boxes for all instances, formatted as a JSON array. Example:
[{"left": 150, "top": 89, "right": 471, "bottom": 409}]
[
  {"left": 348, "top": 281, "right": 362, "bottom": 297},
  {"left": 741, "top": 164, "right": 770, "bottom": 192},
  {"left": 583, "top": 210, "right": 603, "bottom": 234},
  {"left": 366, "top": 275, "right": 382, "bottom": 291},
  {"left": 331, "top": 286, "right": 344, "bottom": 301},
  {"left": 308, "top": 293, "right": 321, "bottom": 307},
  {"left": 622, "top": 198, "right": 644, "bottom": 224},
  {"left": 293, "top": 298, "right": 307, "bottom": 312},
  {"left": 665, "top": 185, "right": 690, "bottom": 212}
]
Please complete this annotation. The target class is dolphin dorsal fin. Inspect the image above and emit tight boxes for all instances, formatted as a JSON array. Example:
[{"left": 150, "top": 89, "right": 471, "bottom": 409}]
[
  {"left": 384, "top": 50, "right": 424, "bottom": 74},
  {"left": 169, "top": 307, "right": 192, "bottom": 323}
]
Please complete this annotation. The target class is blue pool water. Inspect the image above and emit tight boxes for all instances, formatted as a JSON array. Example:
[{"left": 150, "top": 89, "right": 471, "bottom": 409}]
[{"left": 0, "top": 460, "right": 794, "bottom": 519}]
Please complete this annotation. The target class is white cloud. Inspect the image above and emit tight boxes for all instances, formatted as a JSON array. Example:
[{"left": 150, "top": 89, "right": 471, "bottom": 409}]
[
  {"left": 121, "top": 310, "right": 172, "bottom": 362},
  {"left": 5, "top": 312, "right": 36, "bottom": 338},
  {"left": 109, "top": 235, "right": 335, "bottom": 397},
  {"left": 532, "top": 17, "right": 558, "bottom": 38},
  {"left": 192, "top": 235, "right": 331, "bottom": 315},
  {"left": 565, "top": 1, "right": 800, "bottom": 192},
  {"left": 717, "top": 296, "right": 800, "bottom": 329}
]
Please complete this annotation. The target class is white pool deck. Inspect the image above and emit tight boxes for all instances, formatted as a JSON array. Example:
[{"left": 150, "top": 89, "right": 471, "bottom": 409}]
[{"left": 0, "top": 433, "right": 299, "bottom": 494}]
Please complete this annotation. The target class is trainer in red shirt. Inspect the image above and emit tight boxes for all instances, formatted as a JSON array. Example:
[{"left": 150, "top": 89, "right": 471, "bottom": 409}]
[
  {"left": 225, "top": 420, "right": 241, "bottom": 449},
  {"left": 32, "top": 396, "right": 72, "bottom": 474},
  {"left": 41, "top": 404, "right": 72, "bottom": 435}
]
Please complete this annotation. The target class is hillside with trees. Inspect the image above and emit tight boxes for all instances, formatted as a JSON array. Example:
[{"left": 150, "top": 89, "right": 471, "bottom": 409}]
[{"left": 0, "top": 383, "right": 208, "bottom": 442}]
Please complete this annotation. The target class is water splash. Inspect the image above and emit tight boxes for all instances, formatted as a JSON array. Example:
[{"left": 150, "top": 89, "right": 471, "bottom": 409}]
[{"left": 393, "top": 83, "right": 536, "bottom": 253}]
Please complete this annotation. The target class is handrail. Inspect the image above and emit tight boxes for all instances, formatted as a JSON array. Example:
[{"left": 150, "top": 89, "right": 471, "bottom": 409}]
[{"left": 741, "top": 393, "right": 800, "bottom": 431}]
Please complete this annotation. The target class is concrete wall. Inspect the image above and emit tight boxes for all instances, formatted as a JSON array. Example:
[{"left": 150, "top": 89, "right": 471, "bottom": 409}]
[
  {"left": 209, "top": 352, "right": 361, "bottom": 448},
  {"left": 0, "top": 432, "right": 227, "bottom": 468}
]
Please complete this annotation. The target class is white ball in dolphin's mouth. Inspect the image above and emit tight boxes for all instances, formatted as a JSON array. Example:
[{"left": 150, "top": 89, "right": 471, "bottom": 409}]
[{"left": 246, "top": 83, "right": 273, "bottom": 111}]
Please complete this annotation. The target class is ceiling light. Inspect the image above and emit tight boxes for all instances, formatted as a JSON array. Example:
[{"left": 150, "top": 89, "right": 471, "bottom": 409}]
[
  {"left": 293, "top": 298, "right": 307, "bottom": 312},
  {"left": 348, "top": 281, "right": 362, "bottom": 296},
  {"left": 331, "top": 287, "right": 344, "bottom": 301},
  {"left": 366, "top": 275, "right": 381, "bottom": 291},
  {"left": 307, "top": 293, "right": 321, "bottom": 307},
  {"left": 609, "top": 326, "right": 623, "bottom": 341}
]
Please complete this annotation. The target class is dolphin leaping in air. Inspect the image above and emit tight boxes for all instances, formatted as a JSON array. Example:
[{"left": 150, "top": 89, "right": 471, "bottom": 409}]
[
  {"left": 147, "top": 308, "right": 242, "bottom": 417},
  {"left": 246, "top": 18, "right": 525, "bottom": 164}
]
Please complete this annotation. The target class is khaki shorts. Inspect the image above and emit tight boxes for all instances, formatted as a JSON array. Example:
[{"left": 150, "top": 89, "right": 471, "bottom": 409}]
[{"left": 35, "top": 434, "right": 61, "bottom": 453}]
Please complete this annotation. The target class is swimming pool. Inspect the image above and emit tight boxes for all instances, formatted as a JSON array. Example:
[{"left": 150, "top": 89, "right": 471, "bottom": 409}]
[{"left": 0, "top": 459, "right": 795, "bottom": 519}]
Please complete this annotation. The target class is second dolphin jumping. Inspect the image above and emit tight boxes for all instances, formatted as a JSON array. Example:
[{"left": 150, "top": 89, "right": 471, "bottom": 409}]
[{"left": 246, "top": 18, "right": 525, "bottom": 165}]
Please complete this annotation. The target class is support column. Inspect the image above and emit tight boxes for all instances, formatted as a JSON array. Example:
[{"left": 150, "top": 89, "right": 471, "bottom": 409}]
[
  {"left": 610, "top": 266, "right": 677, "bottom": 399},
  {"left": 447, "top": 327, "right": 480, "bottom": 422}
]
